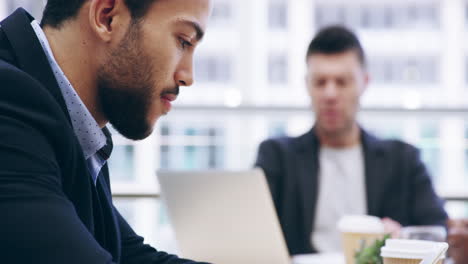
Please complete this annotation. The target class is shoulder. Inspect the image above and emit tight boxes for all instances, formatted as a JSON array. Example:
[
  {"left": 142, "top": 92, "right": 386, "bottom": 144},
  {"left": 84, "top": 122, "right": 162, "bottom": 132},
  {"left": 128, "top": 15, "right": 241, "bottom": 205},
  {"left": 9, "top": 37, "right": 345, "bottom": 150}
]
[
  {"left": 259, "top": 135, "right": 297, "bottom": 151},
  {"left": 259, "top": 129, "right": 316, "bottom": 153},
  {"left": 381, "top": 139, "right": 418, "bottom": 154},
  {"left": 364, "top": 131, "right": 419, "bottom": 158},
  {"left": 0, "top": 59, "right": 74, "bottom": 160},
  {"left": 0, "top": 59, "right": 44, "bottom": 94},
  {"left": 0, "top": 59, "right": 66, "bottom": 120}
]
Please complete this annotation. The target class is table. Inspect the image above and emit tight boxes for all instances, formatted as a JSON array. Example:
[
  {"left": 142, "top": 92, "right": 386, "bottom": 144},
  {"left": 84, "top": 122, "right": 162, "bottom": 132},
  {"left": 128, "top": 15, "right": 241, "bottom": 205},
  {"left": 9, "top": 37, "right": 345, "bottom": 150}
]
[
  {"left": 292, "top": 253, "right": 345, "bottom": 264},
  {"left": 292, "top": 253, "right": 455, "bottom": 264}
]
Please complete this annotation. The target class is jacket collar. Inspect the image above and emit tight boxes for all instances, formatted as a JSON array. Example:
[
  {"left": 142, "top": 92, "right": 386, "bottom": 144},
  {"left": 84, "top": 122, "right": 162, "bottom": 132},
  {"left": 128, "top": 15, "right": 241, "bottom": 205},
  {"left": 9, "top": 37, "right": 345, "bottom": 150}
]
[
  {"left": 0, "top": 8, "right": 70, "bottom": 122},
  {"left": 292, "top": 125, "right": 386, "bottom": 244},
  {"left": 293, "top": 126, "right": 384, "bottom": 155}
]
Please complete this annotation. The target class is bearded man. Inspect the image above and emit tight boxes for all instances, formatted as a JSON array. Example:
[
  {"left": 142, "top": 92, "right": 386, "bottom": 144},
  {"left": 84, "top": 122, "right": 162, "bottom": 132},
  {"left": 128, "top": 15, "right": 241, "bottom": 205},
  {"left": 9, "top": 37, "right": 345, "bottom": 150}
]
[{"left": 0, "top": 0, "right": 213, "bottom": 263}]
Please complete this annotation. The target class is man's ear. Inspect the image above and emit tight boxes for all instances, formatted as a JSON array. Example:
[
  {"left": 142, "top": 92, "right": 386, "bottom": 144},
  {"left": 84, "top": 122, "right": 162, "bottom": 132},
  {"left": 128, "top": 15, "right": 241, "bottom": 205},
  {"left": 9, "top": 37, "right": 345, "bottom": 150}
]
[
  {"left": 305, "top": 59, "right": 314, "bottom": 97},
  {"left": 305, "top": 74, "right": 312, "bottom": 96},
  {"left": 87, "top": 0, "right": 130, "bottom": 43},
  {"left": 360, "top": 71, "right": 369, "bottom": 96}
]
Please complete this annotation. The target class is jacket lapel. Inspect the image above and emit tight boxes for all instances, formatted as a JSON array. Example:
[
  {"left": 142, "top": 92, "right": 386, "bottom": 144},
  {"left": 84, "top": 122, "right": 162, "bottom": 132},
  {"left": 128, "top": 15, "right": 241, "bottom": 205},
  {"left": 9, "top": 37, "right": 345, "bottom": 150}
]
[
  {"left": 297, "top": 128, "right": 386, "bottom": 230},
  {"left": 294, "top": 127, "right": 385, "bottom": 250},
  {"left": 0, "top": 8, "right": 71, "bottom": 123},
  {"left": 362, "top": 130, "right": 385, "bottom": 216},
  {"left": 294, "top": 128, "right": 320, "bottom": 239}
]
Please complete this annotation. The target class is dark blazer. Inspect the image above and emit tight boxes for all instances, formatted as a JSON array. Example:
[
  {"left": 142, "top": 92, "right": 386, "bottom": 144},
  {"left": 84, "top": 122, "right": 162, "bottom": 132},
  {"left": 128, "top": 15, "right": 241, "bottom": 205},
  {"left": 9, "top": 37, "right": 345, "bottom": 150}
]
[
  {"left": 0, "top": 9, "right": 207, "bottom": 264},
  {"left": 255, "top": 127, "right": 448, "bottom": 255}
]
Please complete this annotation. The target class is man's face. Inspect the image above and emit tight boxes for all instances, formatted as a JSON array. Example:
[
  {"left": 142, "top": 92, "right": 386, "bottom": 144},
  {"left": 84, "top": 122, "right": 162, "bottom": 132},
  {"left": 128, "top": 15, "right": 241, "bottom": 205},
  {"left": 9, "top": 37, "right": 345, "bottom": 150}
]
[
  {"left": 97, "top": 0, "right": 212, "bottom": 140},
  {"left": 306, "top": 50, "right": 368, "bottom": 136}
]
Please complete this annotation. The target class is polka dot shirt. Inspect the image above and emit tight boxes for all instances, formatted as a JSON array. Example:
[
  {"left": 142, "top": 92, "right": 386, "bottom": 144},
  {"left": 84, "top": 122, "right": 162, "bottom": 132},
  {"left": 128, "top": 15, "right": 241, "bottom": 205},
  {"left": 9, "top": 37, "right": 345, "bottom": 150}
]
[{"left": 31, "top": 21, "right": 107, "bottom": 184}]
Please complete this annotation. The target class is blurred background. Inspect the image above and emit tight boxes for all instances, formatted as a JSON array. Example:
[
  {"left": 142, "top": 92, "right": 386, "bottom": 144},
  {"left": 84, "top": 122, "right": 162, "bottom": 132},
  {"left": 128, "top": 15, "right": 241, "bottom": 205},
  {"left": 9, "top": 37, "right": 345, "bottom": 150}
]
[{"left": 3, "top": 0, "right": 468, "bottom": 253}]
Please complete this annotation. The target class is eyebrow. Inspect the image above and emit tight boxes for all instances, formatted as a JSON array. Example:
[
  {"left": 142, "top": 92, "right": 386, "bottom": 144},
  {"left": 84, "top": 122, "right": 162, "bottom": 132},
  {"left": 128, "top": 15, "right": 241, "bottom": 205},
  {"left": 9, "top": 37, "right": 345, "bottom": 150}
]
[{"left": 177, "top": 19, "right": 205, "bottom": 42}]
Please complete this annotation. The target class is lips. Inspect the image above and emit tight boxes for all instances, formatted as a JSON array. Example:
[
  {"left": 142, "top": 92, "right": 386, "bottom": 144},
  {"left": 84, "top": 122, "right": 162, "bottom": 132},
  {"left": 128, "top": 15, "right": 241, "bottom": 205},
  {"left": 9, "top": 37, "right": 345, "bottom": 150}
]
[
  {"left": 323, "top": 109, "right": 338, "bottom": 116},
  {"left": 161, "top": 93, "right": 178, "bottom": 113},
  {"left": 321, "top": 109, "right": 341, "bottom": 124},
  {"left": 161, "top": 93, "right": 178, "bottom": 102}
]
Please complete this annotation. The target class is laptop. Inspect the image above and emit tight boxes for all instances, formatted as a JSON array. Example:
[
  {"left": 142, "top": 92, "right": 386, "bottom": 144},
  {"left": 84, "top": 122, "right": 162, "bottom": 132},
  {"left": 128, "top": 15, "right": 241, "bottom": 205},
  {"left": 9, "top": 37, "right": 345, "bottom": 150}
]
[{"left": 157, "top": 169, "right": 291, "bottom": 264}]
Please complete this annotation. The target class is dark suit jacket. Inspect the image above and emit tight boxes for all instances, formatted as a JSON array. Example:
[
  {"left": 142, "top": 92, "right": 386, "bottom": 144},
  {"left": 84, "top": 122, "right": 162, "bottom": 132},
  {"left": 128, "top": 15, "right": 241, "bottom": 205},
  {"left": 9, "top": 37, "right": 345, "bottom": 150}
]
[
  {"left": 255, "top": 127, "right": 448, "bottom": 255},
  {"left": 0, "top": 8, "right": 208, "bottom": 264}
]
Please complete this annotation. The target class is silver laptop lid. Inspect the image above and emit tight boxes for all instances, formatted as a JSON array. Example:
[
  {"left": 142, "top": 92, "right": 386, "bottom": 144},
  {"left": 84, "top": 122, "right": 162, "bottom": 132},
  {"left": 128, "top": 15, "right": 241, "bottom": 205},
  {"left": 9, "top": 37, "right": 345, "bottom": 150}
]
[{"left": 157, "top": 169, "right": 291, "bottom": 264}]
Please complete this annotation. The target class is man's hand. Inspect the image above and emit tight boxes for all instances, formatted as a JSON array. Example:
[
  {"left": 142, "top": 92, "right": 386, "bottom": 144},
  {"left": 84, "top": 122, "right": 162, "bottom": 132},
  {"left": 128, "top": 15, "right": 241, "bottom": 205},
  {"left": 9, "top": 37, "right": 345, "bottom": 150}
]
[
  {"left": 447, "top": 219, "right": 468, "bottom": 264},
  {"left": 382, "top": 217, "right": 402, "bottom": 238}
]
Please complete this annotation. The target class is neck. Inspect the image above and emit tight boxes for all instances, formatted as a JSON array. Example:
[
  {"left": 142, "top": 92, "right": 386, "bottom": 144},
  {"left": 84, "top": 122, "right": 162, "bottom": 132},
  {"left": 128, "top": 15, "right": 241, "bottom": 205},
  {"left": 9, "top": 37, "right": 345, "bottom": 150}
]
[
  {"left": 43, "top": 23, "right": 107, "bottom": 128},
  {"left": 317, "top": 123, "right": 361, "bottom": 148}
]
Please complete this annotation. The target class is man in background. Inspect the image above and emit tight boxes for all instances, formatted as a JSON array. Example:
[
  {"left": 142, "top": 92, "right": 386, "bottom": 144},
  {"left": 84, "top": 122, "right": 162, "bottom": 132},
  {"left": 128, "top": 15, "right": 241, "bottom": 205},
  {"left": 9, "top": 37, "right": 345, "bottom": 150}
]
[
  {"left": 0, "top": 0, "right": 212, "bottom": 263},
  {"left": 255, "top": 25, "right": 447, "bottom": 255}
]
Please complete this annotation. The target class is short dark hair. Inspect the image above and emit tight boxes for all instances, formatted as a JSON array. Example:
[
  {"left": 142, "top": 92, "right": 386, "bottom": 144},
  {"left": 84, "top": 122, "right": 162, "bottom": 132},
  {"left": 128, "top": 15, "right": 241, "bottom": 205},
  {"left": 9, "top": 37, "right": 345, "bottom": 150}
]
[
  {"left": 306, "top": 25, "right": 366, "bottom": 67},
  {"left": 41, "top": 0, "right": 157, "bottom": 28}
]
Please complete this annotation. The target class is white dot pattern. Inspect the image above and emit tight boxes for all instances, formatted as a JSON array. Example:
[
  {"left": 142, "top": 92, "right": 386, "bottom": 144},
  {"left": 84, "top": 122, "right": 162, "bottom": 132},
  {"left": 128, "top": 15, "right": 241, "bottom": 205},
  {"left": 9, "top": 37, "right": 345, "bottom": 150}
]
[{"left": 31, "top": 21, "right": 107, "bottom": 184}]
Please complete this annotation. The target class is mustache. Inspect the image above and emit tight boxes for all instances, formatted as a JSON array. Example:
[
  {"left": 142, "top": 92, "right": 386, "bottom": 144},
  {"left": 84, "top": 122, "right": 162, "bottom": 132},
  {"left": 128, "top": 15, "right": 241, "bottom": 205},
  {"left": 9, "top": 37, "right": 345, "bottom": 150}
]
[{"left": 161, "top": 86, "right": 179, "bottom": 96}]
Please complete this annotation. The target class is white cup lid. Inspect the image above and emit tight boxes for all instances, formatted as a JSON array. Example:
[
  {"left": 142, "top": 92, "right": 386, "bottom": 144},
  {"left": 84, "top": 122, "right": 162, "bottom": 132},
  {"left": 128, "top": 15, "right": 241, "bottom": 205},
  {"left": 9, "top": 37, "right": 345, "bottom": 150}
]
[
  {"left": 337, "top": 215, "right": 385, "bottom": 233},
  {"left": 380, "top": 239, "right": 447, "bottom": 260}
]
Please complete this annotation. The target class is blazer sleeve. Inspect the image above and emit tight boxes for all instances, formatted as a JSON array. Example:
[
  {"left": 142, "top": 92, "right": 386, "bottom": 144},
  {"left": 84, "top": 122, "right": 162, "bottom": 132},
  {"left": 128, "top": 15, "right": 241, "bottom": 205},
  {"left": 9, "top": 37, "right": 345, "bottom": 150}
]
[
  {"left": 407, "top": 146, "right": 448, "bottom": 226},
  {"left": 0, "top": 66, "right": 213, "bottom": 264},
  {"left": 0, "top": 70, "right": 118, "bottom": 263},
  {"left": 254, "top": 139, "right": 285, "bottom": 204},
  {"left": 115, "top": 208, "right": 210, "bottom": 264}
]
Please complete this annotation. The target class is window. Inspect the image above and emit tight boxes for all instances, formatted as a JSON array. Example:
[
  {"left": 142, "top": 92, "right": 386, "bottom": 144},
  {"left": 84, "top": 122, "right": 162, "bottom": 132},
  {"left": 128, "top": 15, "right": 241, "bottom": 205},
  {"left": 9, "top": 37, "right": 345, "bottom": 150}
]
[
  {"left": 268, "top": 0, "right": 288, "bottom": 30},
  {"left": 419, "top": 123, "right": 441, "bottom": 181},
  {"left": 314, "top": 3, "right": 439, "bottom": 30},
  {"left": 108, "top": 145, "right": 135, "bottom": 181},
  {"left": 383, "top": 5, "right": 394, "bottom": 28},
  {"left": 160, "top": 145, "right": 170, "bottom": 169},
  {"left": 463, "top": 127, "right": 468, "bottom": 180},
  {"left": 345, "top": 6, "right": 360, "bottom": 28},
  {"left": 315, "top": 5, "right": 346, "bottom": 28},
  {"left": 195, "top": 56, "right": 232, "bottom": 83},
  {"left": 268, "top": 53, "right": 288, "bottom": 84},
  {"left": 6, "top": 0, "right": 44, "bottom": 19},
  {"left": 369, "top": 57, "right": 439, "bottom": 84},
  {"left": 466, "top": 4, "right": 468, "bottom": 25},
  {"left": 364, "top": 6, "right": 386, "bottom": 29},
  {"left": 335, "top": 6, "right": 347, "bottom": 26},
  {"left": 211, "top": 0, "right": 232, "bottom": 26},
  {"left": 360, "top": 7, "right": 372, "bottom": 28},
  {"left": 159, "top": 125, "right": 224, "bottom": 170},
  {"left": 268, "top": 122, "right": 287, "bottom": 137},
  {"left": 465, "top": 58, "right": 468, "bottom": 84}
]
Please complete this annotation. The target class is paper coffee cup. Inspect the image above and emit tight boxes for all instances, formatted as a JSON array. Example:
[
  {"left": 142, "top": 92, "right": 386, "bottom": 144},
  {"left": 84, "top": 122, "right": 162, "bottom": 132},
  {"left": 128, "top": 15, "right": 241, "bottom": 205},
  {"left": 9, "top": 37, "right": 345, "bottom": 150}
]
[
  {"left": 337, "top": 215, "right": 385, "bottom": 264},
  {"left": 380, "top": 239, "right": 446, "bottom": 264}
]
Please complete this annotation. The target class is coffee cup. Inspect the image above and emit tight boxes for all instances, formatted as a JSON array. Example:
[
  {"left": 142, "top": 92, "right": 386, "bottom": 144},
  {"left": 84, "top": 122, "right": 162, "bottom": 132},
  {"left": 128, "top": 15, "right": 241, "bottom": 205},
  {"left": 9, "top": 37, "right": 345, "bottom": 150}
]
[
  {"left": 337, "top": 215, "right": 385, "bottom": 264},
  {"left": 380, "top": 239, "right": 447, "bottom": 264}
]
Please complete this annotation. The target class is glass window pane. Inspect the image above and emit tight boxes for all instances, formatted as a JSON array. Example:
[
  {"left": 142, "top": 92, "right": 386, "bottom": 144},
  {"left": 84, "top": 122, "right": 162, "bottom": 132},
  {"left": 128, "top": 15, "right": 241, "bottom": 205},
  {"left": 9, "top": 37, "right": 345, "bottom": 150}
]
[
  {"left": 195, "top": 56, "right": 232, "bottom": 83},
  {"left": 108, "top": 145, "right": 135, "bottom": 181},
  {"left": 211, "top": 1, "right": 232, "bottom": 26},
  {"left": 268, "top": 0, "right": 288, "bottom": 30},
  {"left": 268, "top": 53, "right": 288, "bottom": 84}
]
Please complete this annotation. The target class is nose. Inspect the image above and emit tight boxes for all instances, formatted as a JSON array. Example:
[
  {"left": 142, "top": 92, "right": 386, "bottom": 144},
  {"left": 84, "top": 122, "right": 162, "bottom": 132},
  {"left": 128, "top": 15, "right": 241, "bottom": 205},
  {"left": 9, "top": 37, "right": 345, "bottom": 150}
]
[
  {"left": 174, "top": 56, "right": 194, "bottom": 87},
  {"left": 323, "top": 82, "right": 338, "bottom": 100}
]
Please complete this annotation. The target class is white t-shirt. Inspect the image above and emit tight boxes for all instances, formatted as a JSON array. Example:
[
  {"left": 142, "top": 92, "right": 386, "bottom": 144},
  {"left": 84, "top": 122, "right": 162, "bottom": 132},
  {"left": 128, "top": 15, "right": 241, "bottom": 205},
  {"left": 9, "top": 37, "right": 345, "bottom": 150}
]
[{"left": 311, "top": 144, "right": 367, "bottom": 252}]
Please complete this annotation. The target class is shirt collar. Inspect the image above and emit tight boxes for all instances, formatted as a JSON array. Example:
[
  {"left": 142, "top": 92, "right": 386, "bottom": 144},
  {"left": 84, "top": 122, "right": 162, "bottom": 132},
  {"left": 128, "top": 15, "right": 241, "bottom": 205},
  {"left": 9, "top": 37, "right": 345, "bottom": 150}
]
[{"left": 30, "top": 20, "right": 107, "bottom": 160}]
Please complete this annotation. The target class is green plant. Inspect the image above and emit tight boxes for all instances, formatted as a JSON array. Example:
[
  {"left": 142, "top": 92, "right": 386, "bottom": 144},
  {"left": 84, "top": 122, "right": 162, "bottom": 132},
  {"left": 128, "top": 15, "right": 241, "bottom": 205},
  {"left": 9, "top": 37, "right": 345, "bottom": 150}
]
[{"left": 355, "top": 235, "right": 391, "bottom": 264}]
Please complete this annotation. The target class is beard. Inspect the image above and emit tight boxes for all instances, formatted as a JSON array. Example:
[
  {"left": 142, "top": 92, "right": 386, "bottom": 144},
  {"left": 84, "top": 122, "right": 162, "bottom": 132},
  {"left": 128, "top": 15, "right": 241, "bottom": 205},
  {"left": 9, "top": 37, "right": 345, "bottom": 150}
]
[
  {"left": 317, "top": 112, "right": 357, "bottom": 139},
  {"left": 97, "top": 22, "right": 156, "bottom": 140}
]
